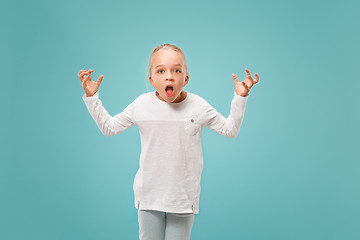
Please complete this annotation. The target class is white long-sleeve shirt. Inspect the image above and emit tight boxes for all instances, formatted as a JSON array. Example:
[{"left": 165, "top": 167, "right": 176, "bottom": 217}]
[{"left": 82, "top": 90, "right": 248, "bottom": 214}]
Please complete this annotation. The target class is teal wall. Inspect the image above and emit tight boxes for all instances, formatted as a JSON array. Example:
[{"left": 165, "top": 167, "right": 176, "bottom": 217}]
[{"left": 1, "top": 0, "right": 359, "bottom": 239}]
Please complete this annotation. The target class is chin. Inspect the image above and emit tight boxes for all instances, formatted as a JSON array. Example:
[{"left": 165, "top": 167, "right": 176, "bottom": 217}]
[
  {"left": 158, "top": 90, "right": 182, "bottom": 103},
  {"left": 171, "top": 93, "right": 183, "bottom": 102}
]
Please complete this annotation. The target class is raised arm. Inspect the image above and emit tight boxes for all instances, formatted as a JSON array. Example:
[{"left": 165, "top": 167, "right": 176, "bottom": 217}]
[
  {"left": 204, "top": 68, "right": 259, "bottom": 138},
  {"left": 82, "top": 92, "right": 136, "bottom": 136},
  {"left": 204, "top": 92, "right": 248, "bottom": 138},
  {"left": 79, "top": 69, "right": 135, "bottom": 136}
]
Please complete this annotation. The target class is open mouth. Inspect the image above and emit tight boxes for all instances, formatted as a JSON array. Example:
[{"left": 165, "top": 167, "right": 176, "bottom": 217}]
[{"left": 165, "top": 85, "right": 174, "bottom": 97}]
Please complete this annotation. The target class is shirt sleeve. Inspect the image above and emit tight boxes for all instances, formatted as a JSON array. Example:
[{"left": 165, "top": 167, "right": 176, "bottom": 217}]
[
  {"left": 82, "top": 91, "right": 136, "bottom": 136},
  {"left": 203, "top": 91, "right": 248, "bottom": 138}
]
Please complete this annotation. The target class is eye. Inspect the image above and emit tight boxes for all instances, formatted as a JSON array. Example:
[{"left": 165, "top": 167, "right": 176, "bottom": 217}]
[
  {"left": 174, "top": 69, "right": 181, "bottom": 73},
  {"left": 157, "top": 70, "right": 164, "bottom": 73}
]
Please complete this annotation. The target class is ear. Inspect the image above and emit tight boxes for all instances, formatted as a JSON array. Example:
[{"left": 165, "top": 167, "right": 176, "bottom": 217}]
[
  {"left": 184, "top": 75, "right": 189, "bottom": 86},
  {"left": 149, "top": 76, "right": 154, "bottom": 86}
]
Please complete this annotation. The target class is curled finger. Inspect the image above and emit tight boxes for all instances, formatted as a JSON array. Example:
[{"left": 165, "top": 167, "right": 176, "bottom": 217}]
[
  {"left": 78, "top": 69, "right": 86, "bottom": 80},
  {"left": 78, "top": 69, "right": 86, "bottom": 75},
  {"left": 254, "top": 73, "right": 260, "bottom": 84},
  {"left": 246, "top": 75, "right": 254, "bottom": 87},
  {"left": 79, "top": 71, "right": 89, "bottom": 82}
]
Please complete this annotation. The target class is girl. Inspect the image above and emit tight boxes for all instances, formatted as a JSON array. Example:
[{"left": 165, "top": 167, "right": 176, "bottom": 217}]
[{"left": 79, "top": 43, "right": 259, "bottom": 240}]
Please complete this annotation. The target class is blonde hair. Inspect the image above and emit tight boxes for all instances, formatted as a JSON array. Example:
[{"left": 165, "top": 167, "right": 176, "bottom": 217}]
[{"left": 147, "top": 43, "right": 189, "bottom": 77}]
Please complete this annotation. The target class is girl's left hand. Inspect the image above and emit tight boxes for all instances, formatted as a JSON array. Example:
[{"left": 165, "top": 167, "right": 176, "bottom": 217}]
[{"left": 232, "top": 69, "right": 259, "bottom": 97}]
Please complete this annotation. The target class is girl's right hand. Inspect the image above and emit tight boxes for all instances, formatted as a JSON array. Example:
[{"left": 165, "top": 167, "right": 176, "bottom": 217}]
[{"left": 78, "top": 69, "right": 104, "bottom": 97}]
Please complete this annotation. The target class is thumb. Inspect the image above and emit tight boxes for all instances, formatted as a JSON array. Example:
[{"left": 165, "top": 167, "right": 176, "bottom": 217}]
[
  {"left": 96, "top": 75, "right": 104, "bottom": 86},
  {"left": 242, "top": 81, "right": 249, "bottom": 90}
]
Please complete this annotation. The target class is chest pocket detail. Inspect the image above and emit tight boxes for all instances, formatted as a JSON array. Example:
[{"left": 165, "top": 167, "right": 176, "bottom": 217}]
[{"left": 184, "top": 112, "right": 202, "bottom": 136}]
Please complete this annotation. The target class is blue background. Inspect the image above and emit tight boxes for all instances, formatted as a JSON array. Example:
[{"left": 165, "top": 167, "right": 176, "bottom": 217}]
[{"left": 1, "top": 0, "right": 359, "bottom": 239}]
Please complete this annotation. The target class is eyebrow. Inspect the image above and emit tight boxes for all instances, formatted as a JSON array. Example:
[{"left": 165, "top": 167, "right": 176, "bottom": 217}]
[{"left": 155, "top": 64, "right": 182, "bottom": 68}]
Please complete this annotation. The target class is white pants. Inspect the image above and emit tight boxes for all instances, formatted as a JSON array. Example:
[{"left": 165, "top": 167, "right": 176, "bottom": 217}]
[{"left": 138, "top": 209, "right": 195, "bottom": 240}]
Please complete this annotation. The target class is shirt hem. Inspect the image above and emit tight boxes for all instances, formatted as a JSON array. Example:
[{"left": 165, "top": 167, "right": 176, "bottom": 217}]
[{"left": 135, "top": 201, "right": 199, "bottom": 214}]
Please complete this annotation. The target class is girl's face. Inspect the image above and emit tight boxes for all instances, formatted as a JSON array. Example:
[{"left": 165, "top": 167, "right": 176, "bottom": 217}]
[{"left": 149, "top": 49, "right": 189, "bottom": 103}]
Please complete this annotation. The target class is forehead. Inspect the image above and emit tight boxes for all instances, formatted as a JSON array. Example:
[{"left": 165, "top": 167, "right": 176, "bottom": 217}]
[{"left": 152, "top": 49, "right": 184, "bottom": 66}]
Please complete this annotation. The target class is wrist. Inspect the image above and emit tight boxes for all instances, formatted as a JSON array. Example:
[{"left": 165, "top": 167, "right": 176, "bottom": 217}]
[
  {"left": 235, "top": 91, "right": 248, "bottom": 97},
  {"left": 85, "top": 91, "right": 97, "bottom": 97}
]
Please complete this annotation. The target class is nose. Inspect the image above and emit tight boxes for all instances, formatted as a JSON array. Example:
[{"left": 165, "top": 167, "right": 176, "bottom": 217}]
[{"left": 166, "top": 71, "right": 174, "bottom": 81}]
